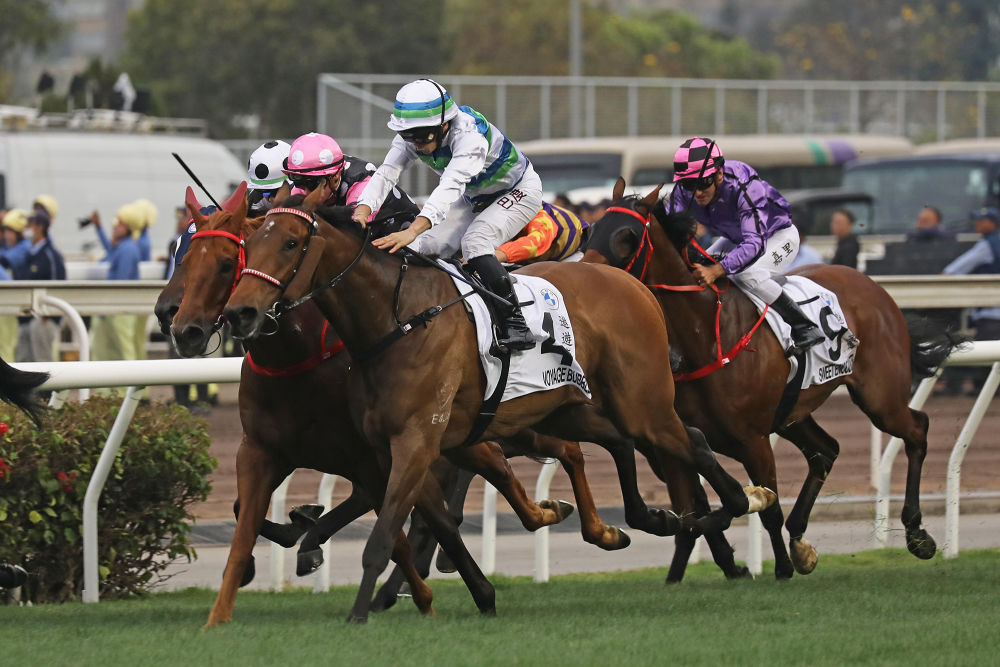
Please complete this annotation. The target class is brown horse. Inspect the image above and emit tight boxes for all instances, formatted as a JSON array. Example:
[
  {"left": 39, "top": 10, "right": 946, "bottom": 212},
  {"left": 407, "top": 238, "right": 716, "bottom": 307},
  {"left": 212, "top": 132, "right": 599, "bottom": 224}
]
[
  {"left": 223, "top": 186, "right": 775, "bottom": 622},
  {"left": 164, "top": 187, "right": 621, "bottom": 626},
  {"left": 583, "top": 180, "right": 961, "bottom": 580}
]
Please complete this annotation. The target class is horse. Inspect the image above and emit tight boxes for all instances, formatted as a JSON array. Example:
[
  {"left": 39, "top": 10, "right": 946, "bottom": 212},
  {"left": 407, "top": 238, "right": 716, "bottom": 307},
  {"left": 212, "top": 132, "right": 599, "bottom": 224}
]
[
  {"left": 583, "top": 179, "right": 962, "bottom": 580},
  {"left": 163, "top": 186, "right": 619, "bottom": 626},
  {"left": 222, "top": 186, "right": 775, "bottom": 622}
]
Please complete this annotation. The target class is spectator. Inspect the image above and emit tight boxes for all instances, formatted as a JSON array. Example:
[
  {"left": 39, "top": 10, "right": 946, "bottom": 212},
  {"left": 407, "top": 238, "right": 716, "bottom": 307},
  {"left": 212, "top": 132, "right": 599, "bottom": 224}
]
[
  {"left": 89, "top": 205, "right": 143, "bottom": 390},
  {"left": 0, "top": 258, "right": 13, "bottom": 360},
  {"left": 1, "top": 209, "right": 32, "bottom": 277},
  {"left": 907, "top": 205, "right": 956, "bottom": 243},
  {"left": 830, "top": 208, "right": 860, "bottom": 269},
  {"left": 942, "top": 207, "right": 1000, "bottom": 394},
  {"left": 132, "top": 198, "right": 158, "bottom": 262},
  {"left": 788, "top": 229, "right": 824, "bottom": 271},
  {"left": 553, "top": 193, "right": 573, "bottom": 210},
  {"left": 32, "top": 194, "right": 59, "bottom": 226},
  {"left": 16, "top": 209, "right": 66, "bottom": 362}
]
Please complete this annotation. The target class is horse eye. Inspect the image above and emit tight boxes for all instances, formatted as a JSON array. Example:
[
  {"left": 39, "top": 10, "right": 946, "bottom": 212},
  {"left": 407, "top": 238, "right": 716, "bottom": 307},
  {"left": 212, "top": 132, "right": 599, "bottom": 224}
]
[
  {"left": 219, "top": 259, "right": 235, "bottom": 274},
  {"left": 284, "top": 239, "right": 298, "bottom": 250}
]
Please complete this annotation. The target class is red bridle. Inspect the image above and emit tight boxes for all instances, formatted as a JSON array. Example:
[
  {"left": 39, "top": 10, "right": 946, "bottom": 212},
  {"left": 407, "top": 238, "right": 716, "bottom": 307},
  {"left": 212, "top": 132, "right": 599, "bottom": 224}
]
[
  {"left": 239, "top": 207, "right": 317, "bottom": 289},
  {"left": 190, "top": 228, "right": 246, "bottom": 296},
  {"left": 604, "top": 206, "right": 653, "bottom": 281}
]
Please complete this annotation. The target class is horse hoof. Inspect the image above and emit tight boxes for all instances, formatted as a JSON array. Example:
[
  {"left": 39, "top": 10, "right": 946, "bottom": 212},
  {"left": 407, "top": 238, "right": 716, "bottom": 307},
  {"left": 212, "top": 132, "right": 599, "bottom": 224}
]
[
  {"left": 649, "top": 508, "right": 682, "bottom": 536},
  {"left": 726, "top": 565, "right": 752, "bottom": 580},
  {"left": 790, "top": 538, "right": 818, "bottom": 574},
  {"left": 289, "top": 504, "right": 324, "bottom": 530},
  {"left": 539, "top": 498, "right": 575, "bottom": 523},
  {"left": 346, "top": 613, "right": 368, "bottom": 625},
  {"left": 371, "top": 587, "right": 400, "bottom": 613},
  {"left": 744, "top": 485, "right": 777, "bottom": 513},
  {"left": 906, "top": 529, "right": 937, "bottom": 560},
  {"left": 239, "top": 555, "right": 256, "bottom": 587},
  {"left": 613, "top": 526, "right": 631, "bottom": 550},
  {"left": 435, "top": 548, "right": 457, "bottom": 574},
  {"left": 296, "top": 548, "right": 324, "bottom": 577}
]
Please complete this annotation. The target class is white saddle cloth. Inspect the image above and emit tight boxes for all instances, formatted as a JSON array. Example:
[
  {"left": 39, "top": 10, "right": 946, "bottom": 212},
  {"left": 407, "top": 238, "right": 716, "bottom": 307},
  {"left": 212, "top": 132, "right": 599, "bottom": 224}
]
[
  {"left": 744, "top": 276, "right": 860, "bottom": 389},
  {"left": 442, "top": 262, "right": 592, "bottom": 402}
]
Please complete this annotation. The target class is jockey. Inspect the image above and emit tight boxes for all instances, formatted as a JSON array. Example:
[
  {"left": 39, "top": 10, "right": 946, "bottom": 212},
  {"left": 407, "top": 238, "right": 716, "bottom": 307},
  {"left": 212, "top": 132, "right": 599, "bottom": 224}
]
[
  {"left": 666, "top": 137, "right": 824, "bottom": 352},
  {"left": 352, "top": 79, "right": 542, "bottom": 351},
  {"left": 495, "top": 202, "right": 588, "bottom": 264},
  {"left": 282, "top": 132, "right": 417, "bottom": 234},
  {"left": 246, "top": 140, "right": 292, "bottom": 216}
]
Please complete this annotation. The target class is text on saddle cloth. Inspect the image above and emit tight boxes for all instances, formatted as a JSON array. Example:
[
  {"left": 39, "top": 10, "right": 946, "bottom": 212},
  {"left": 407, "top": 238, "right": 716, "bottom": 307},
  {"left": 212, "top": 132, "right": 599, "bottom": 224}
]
[
  {"left": 442, "top": 262, "right": 592, "bottom": 402},
  {"left": 745, "top": 276, "right": 860, "bottom": 389}
]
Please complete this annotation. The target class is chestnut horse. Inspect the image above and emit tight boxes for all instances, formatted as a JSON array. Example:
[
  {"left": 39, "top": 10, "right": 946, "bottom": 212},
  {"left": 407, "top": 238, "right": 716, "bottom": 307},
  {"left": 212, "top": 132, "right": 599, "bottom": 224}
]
[
  {"left": 163, "top": 187, "right": 625, "bottom": 626},
  {"left": 584, "top": 180, "right": 961, "bottom": 580},
  {"left": 223, "top": 186, "right": 775, "bottom": 622}
]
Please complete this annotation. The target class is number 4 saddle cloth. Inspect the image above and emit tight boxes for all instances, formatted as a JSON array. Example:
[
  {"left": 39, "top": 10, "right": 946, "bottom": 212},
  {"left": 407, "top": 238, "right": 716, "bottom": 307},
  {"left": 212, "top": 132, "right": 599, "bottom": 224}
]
[
  {"left": 442, "top": 263, "right": 592, "bottom": 402},
  {"left": 747, "top": 276, "right": 860, "bottom": 389}
]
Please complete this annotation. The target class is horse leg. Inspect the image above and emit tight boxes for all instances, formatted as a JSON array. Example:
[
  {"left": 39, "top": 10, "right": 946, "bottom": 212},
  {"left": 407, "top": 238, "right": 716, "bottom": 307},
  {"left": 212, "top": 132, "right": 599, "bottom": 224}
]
[
  {"left": 732, "top": 435, "right": 794, "bottom": 580},
  {"left": 412, "top": 474, "right": 496, "bottom": 616},
  {"left": 436, "top": 465, "right": 475, "bottom": 573},
  {"left": 386, "top": 530, "right": 434, "bottom": 615},
  {"left": 233, "top": 497, "right": 308, "bottom": 549},
  {"left": 849, "top": 385, "right": 936, "bottom": 558},
  {"left": 502, "top": 429, "right": 629, "bottom": 550},
  {"left": 778, "top": 416, "right": 840, "bottom": 574},
  {"left": 296, "top": 487, "right": 373, "bottom": 577},
  {"left": 206, "top": 440, "right": 284, "bottom": 628},
  {"left": 347, "top": 436, "right": 438, "bottom": 623},
  {"left": 445, "top": 441, "right": 574, "bottom": 531}
]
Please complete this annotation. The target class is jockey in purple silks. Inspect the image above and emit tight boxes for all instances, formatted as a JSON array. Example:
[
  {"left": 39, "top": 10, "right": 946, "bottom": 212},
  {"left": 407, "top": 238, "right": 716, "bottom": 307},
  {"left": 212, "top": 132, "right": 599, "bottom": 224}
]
[{"left": 666, "top": 137, "right": 824, "bottom": 352}]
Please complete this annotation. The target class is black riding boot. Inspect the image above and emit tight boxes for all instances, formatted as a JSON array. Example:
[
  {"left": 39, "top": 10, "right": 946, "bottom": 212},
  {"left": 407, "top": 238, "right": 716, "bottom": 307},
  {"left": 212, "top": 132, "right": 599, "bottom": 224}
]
[
  {"left": 770, "top": 292, "right": 824, "bottom": 352},
  {"left": 467, "top": 255, "right": 535, "bottom": 351}
]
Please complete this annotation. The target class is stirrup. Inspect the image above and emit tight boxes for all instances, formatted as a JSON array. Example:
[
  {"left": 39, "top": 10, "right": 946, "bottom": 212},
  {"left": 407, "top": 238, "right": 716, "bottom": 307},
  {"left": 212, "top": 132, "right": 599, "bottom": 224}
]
[
  {"left": 498, "top": 314, "right": 535, "bottom": 352},
  {"left": 788, "top": 324, "right": 824, "bottom": 354}
]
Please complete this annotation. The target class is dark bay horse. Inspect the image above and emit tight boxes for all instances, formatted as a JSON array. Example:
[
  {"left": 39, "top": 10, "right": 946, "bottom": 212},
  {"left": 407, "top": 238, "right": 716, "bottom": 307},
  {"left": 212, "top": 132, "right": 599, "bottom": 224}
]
[
  {"left": 584, "top": 180, "right": 960, "bottom": 580},
  {"left": 223, "top": 186, "right": 775, "bottom": 622},
  {"left": 0, "top": 354, "right": 49, "bottom": 424},
  {"left": 165, "top": 188, "right": 622, "bottom": 626}
]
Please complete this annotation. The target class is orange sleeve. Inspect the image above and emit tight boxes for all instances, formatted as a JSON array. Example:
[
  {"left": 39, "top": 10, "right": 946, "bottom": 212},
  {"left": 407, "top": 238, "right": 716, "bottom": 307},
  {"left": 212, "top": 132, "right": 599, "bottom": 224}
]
[{"left": 498, "top": 214, "right": 558, "bottom": 263}]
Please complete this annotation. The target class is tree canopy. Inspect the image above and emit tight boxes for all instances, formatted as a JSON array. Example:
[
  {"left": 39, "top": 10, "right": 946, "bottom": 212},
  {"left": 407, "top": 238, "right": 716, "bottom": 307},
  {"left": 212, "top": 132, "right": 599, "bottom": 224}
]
[{"left": 0, "top": 0, "right": 62, "bottom": 102}]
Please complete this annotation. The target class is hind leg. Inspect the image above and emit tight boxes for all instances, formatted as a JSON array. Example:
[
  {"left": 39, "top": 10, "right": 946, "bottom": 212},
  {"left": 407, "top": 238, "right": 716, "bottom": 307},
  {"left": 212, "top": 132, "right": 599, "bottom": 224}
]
[
  {"left": 501, "top": 429, "right": 629, "bottom": 550},
  {"left": 849, "top": 385, "right": 936, "bottom": 558},
  {"left": 296, "top": 488, "right": 373, "bottom": 577},
  {"left": 778, "top": 416, "right": 840, "bottom": 574}
]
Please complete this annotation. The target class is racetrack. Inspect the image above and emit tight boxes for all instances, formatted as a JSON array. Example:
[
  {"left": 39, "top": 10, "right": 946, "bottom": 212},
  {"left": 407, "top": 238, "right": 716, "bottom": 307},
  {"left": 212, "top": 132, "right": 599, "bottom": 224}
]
[
  {"left": 191, "top": 386, "right": 1000, "bottom": 521},
  {"left": 5, "top": 550, "right": 999, "bottom": 665}
]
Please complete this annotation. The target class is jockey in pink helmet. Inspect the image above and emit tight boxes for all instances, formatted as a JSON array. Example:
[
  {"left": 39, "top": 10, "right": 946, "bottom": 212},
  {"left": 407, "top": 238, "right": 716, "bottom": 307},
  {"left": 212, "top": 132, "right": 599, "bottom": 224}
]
[
  {"left": 666, "top": 137, "right": 823, "bottom": 352},
  {"left": 282, "top": 132, "right": 417, "bottom": 232}
]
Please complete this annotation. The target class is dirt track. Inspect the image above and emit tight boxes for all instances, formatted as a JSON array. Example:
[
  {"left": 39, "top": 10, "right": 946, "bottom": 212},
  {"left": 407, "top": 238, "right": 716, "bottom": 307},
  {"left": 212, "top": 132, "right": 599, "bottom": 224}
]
[{"left": 190, "top": 385, "right": 999, "bottom": 521}]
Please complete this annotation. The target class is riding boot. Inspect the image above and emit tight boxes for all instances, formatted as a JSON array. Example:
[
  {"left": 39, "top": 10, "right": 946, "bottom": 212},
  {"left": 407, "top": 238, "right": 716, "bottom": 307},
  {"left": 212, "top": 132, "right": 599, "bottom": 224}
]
[
  {"left": 770, "top": 292, "right": 824, "bottom": 352},
  {"left": 467, "top": 255, "right": 535, "bottom": 351}
]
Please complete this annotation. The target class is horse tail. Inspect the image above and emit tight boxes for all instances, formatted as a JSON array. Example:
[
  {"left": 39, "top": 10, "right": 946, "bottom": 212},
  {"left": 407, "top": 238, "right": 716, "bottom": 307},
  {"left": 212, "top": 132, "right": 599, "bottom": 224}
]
[
  {"left": 906, "top": 314, "right": 971, "bottom": 379},
  {"left": 0, "top": 354, "right": 50, "bottom": 426}
]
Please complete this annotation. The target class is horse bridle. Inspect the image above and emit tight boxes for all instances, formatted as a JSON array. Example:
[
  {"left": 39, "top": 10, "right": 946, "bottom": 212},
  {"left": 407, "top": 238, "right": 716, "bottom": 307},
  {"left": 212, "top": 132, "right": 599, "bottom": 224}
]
[
  {"left": 239, "top": 205, "right": 373, "bottom": 320},
  {"left": 188, "top": 226, "right": 247, "bottom": 339},
  {"left": 601, "top": 205, "right": 654, "bottom": 281}
]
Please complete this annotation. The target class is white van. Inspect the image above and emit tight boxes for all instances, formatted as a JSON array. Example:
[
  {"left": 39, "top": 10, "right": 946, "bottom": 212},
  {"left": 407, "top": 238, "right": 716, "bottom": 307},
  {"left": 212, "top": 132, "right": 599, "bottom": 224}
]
[{"left": 0, "top": 131, "right": 245, "bottom": 262}]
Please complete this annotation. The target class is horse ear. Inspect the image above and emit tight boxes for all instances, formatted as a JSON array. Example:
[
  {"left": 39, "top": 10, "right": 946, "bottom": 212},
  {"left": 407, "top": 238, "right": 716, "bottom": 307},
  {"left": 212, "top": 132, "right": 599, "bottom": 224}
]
[
  {"left": 221, "top": 181, "right": 248, "bottom": 213},
  {"left": 302, "top": 180, "right": 328, "bottom": 213},
  {"left": 186, "top": 201, "right": 208, "bottom": 229},
  {"left": 232, "top": 187, "right": 248, "bottom": 222},
  {"left": 185, "top": 186, "right": 203, "bottom": 213},
  {"left": 641, "top": 184, "right": 664, "bottom": 208},
  {"left": 612, "top": 177, "right": 626, "bottom": 202}
]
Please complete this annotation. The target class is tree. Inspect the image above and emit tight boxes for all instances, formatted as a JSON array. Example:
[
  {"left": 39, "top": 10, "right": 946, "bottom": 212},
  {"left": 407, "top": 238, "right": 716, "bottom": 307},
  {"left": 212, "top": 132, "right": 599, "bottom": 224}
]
[
  {"left": 444, "top": 1, "right": 778, "bottom": 79},
  {"left": 121, "top": 0, "right": 446, "bottom": 137},
  {"left": 760, "top": 0, "right": 1000, "bottom": 80},
  {"left": 0, "top": 0, "right": 62, "bottom": 102}
]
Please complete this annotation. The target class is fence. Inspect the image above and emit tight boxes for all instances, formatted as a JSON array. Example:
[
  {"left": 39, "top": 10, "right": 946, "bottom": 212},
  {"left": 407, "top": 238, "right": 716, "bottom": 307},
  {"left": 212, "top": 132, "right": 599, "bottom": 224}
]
[{"left": 313, "top": 73, "right": 1000, "bottom": 177}]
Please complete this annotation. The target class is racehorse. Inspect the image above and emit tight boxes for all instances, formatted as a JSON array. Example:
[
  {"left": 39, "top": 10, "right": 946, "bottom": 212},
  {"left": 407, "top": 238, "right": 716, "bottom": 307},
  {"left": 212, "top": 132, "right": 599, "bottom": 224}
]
[
  {"left": 163, "top": 186, "right": 621, "bottom": 626},
  {"left": 222, "top": 185, "right": 775, "bottom": 622},
  {"left": 584, "top": 179, "right": 961, "bottom": 580},
  {"left": 0, "top": 354, "right": 49, "bottom": 424}
]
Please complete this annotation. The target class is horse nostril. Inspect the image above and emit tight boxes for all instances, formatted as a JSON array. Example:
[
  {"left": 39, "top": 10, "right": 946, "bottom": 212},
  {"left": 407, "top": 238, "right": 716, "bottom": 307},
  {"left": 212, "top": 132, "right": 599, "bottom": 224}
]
[
  {"left": 224, "top": 306, "right": 258, "bottom": 332},
  {"left": 180, "top": 325, "right": 205, "bottom": 344}
]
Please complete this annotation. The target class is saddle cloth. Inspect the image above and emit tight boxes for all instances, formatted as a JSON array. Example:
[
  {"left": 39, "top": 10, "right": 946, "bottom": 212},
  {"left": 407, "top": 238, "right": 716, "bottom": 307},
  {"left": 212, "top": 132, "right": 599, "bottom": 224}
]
[
  {"left": 442, "top": 262, "right": 592, "bottom": 402},
  {"left": 744, "top": 276, "right": 860, "bottom": 389}
]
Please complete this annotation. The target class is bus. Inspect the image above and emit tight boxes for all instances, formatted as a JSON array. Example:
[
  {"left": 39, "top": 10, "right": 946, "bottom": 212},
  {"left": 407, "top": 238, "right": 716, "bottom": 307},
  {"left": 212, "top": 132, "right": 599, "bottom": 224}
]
[{"left": 520, "top": 134, "right": 915, "bottom": 203}]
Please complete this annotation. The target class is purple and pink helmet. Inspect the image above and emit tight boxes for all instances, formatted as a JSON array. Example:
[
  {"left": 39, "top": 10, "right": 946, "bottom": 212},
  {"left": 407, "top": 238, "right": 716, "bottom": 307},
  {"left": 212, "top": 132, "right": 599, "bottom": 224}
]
[
  {"left": 282, "top": 132, "right": 345, "bottom": 177},
  {"left": 673, "top": 137, "right": 724, "bottom": 181}
]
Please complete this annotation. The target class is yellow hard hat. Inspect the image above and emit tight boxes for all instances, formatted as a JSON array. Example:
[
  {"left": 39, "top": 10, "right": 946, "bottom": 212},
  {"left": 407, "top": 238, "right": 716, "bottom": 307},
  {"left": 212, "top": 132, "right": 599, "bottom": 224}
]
[
  {"left": 33, "top": 194, "right": 59, "bottom": 219},
  {"left": 115, "top": 203, "right": 145, "bottom": 238},
  {"left": 2, "top": 208, "right": 29, "bottom": 233},
  {"left": 133, "top": 198, "right": 158, "bottom": 228}
]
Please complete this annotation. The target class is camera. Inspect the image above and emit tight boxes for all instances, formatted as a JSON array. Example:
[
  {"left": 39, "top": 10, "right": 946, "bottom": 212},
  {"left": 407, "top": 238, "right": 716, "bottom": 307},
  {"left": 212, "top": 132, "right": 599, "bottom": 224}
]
[{"left": 78, "top": 216, "right": 93, "bottom": 229}]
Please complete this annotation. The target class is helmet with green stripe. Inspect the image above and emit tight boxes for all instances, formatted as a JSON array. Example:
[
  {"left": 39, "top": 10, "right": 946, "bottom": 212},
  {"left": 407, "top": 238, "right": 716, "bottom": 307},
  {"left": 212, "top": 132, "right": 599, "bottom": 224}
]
[{"left": 388, "top": 79, "right": 459, "bottom": 144}]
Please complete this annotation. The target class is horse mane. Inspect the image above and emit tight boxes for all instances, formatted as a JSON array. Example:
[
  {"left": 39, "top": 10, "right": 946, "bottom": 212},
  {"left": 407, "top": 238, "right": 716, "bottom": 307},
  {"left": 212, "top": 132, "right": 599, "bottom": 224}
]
[{"left": 650, "top": 200, "right": 698, "bottom": 251}]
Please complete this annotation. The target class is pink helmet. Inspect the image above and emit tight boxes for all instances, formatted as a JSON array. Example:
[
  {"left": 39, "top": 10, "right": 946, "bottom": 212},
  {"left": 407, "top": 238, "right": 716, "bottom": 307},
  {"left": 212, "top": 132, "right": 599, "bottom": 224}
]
[
  {"left": 673, "top": 137, "right": 724, "bottom": 181},
  {"left": 282, "top": 132, "right": 345, "bottom": 176}
]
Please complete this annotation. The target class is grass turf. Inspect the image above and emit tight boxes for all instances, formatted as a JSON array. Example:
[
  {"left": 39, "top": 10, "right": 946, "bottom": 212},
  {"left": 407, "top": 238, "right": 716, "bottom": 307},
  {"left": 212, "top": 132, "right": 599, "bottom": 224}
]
[{"left": 3, "top": 548, "right": 999, "bottom": 666}]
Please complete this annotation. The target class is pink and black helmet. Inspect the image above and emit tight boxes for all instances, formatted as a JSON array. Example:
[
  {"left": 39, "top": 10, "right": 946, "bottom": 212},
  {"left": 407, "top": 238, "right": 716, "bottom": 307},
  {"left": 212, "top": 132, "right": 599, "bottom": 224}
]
[
  {"left": 282, "top": 132, "right": 345, "bottom": 177},
  {"left": 673, "top": 137, "right": 724, "bottom": 181}
]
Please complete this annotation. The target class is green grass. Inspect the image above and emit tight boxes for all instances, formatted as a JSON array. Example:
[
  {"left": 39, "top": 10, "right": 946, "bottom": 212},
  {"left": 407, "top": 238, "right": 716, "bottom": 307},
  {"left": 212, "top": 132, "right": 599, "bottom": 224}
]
[{"left": 4, "top": 549, "right": 1000, "bottom": 666}]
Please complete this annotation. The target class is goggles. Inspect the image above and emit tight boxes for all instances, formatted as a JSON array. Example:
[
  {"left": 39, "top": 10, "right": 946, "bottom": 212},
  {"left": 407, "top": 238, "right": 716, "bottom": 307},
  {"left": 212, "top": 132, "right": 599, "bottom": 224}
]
[
  {"left": 678, "top": 175, "right": 717, "bottom": 192},
  {"left": 398, "top": 126, "right": 440, "bottom": 146}
]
